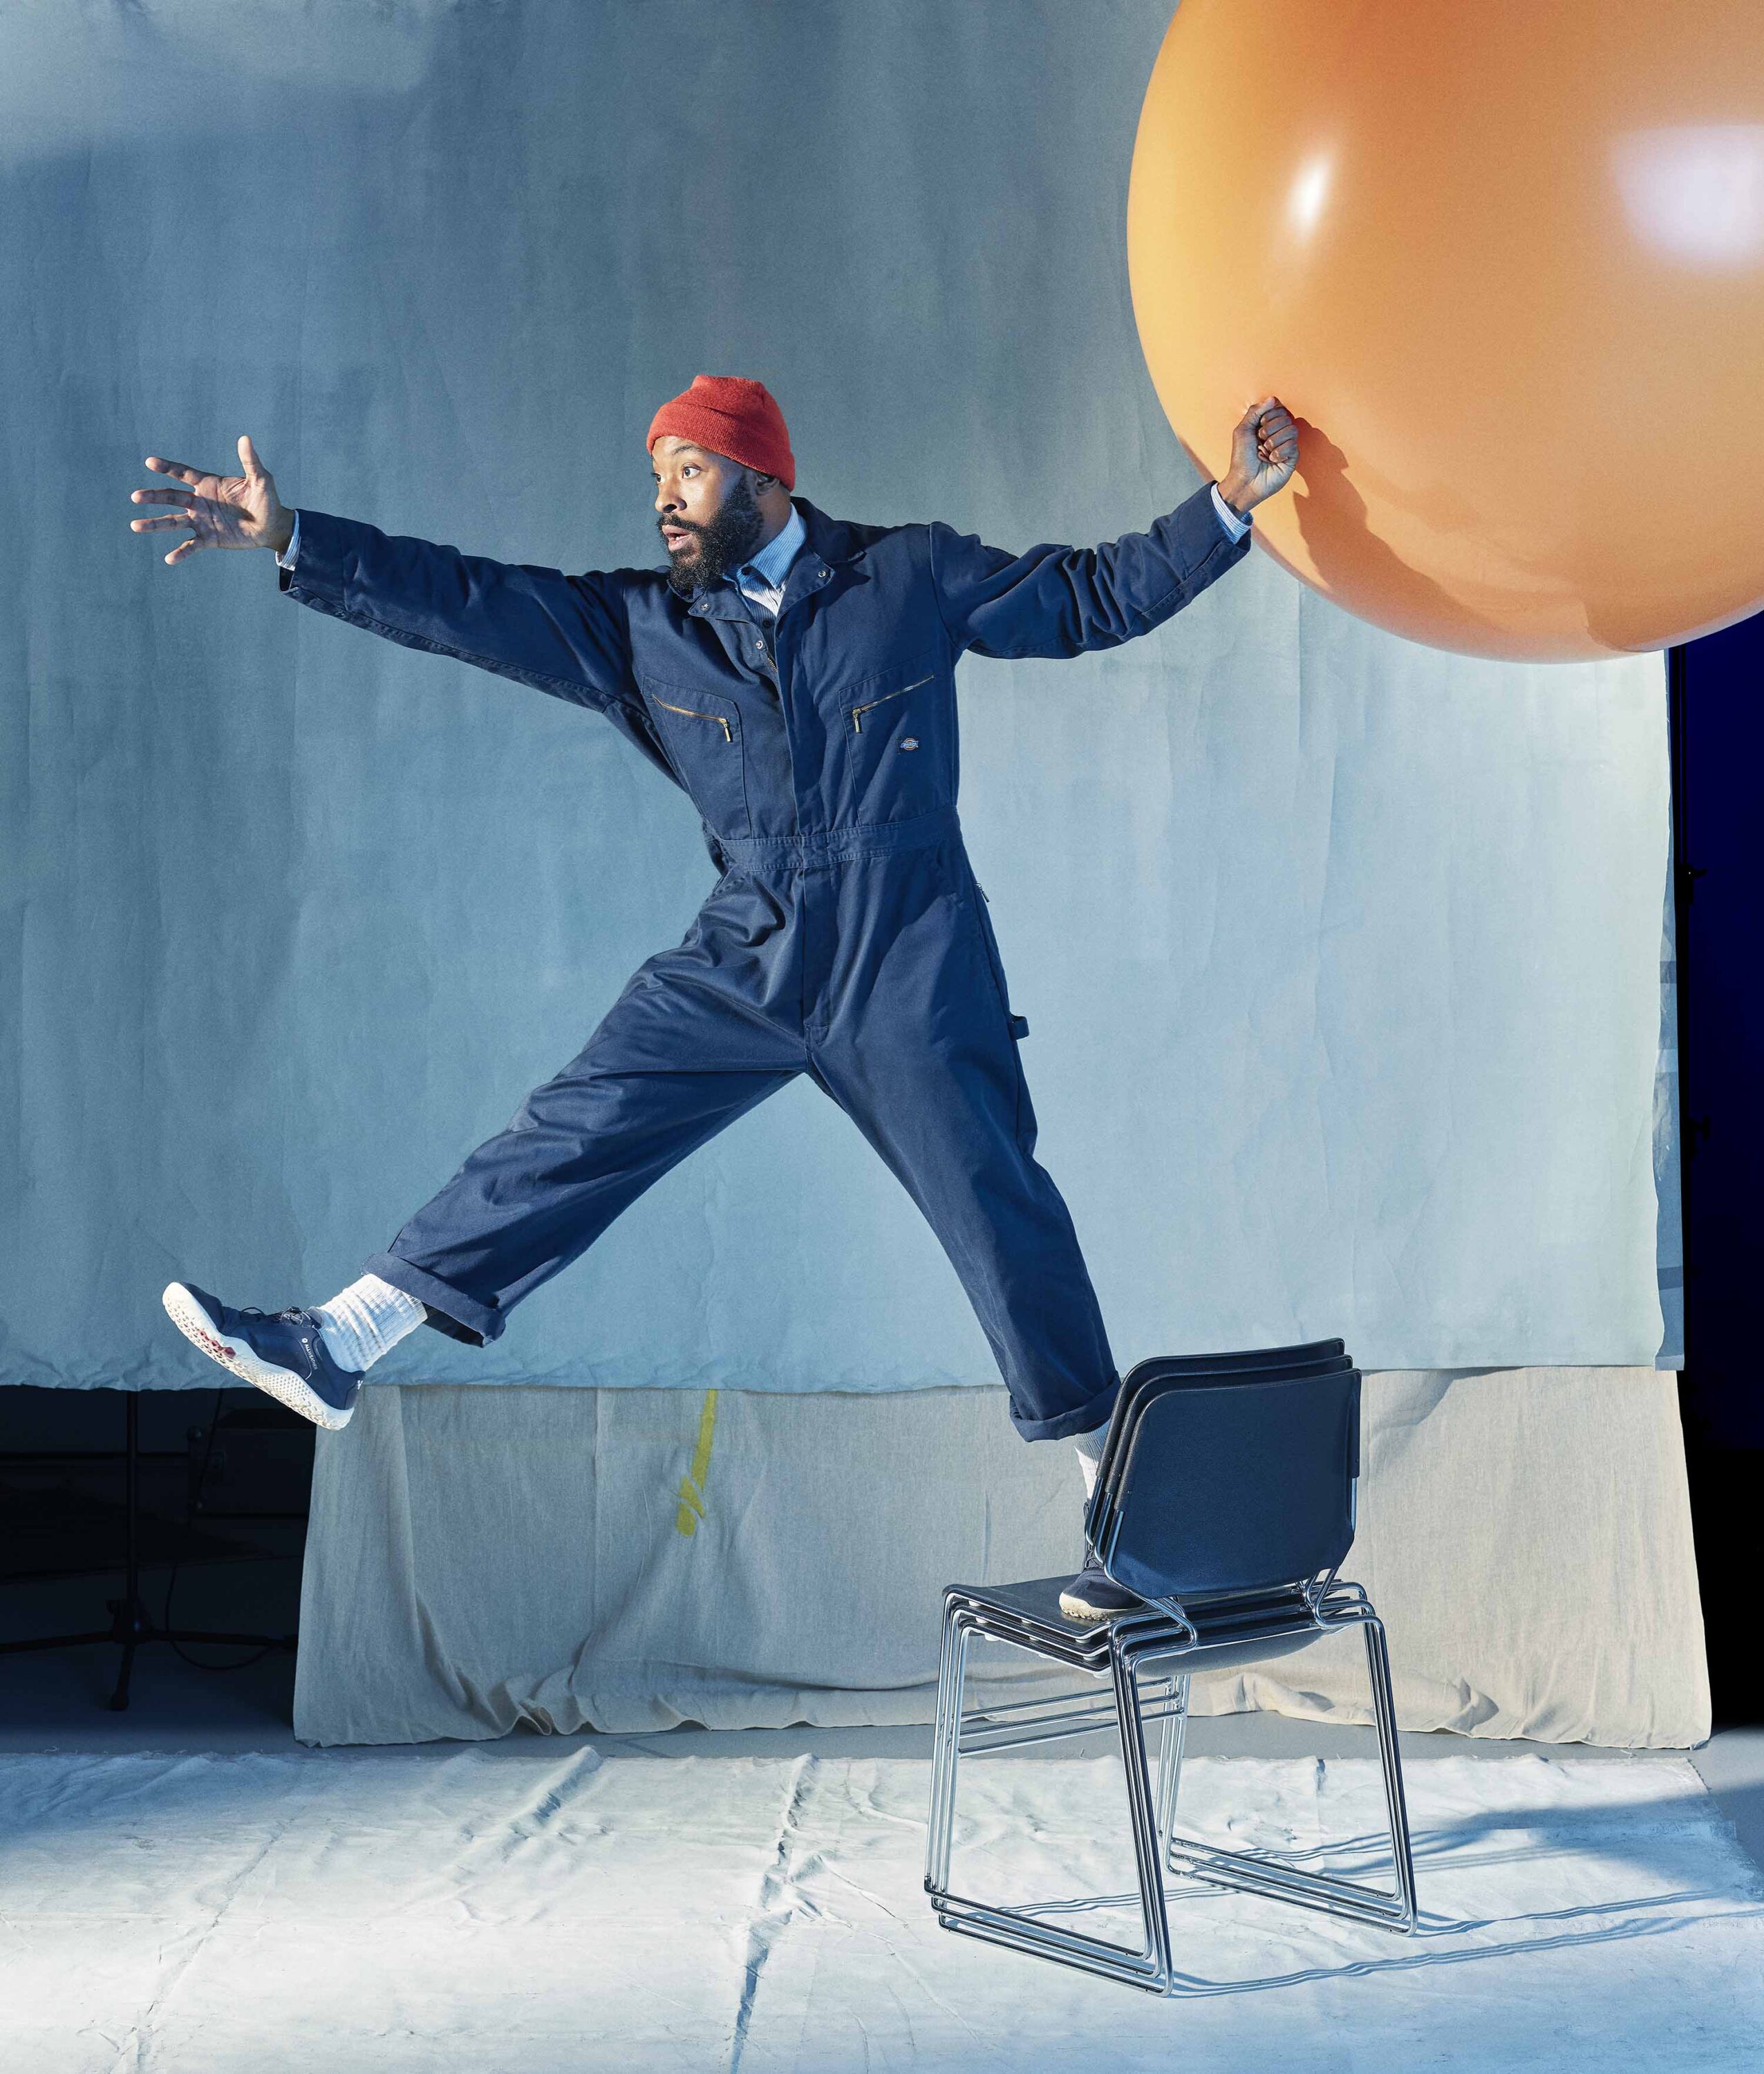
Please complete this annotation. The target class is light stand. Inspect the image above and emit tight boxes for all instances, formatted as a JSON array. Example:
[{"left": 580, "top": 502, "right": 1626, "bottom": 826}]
[{"left": 0, "top": 1391, "right": 296, "bottom": 1710}]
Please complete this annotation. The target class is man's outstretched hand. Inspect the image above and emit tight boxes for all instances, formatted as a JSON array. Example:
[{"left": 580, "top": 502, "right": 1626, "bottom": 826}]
[
  {"left": 1217, "top": 398, "right": 1299, "bottom": 521},
  {"left": 129, "top": 436, "right": 294, "bottom": 565}
]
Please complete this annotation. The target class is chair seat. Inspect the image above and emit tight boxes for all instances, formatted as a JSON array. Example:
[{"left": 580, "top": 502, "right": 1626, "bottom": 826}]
[{"left": 946, "top": 1576, "right": 1343, "bottom": 1676}]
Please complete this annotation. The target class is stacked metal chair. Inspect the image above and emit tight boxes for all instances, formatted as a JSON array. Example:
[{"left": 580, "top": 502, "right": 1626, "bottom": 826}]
[{"left": 924, "top": 1338, "right": 1417, "bottom": 1992}]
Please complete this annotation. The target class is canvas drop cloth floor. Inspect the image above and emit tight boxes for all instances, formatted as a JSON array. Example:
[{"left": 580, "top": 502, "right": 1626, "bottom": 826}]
[{"left": 5, "top": 1747, "right": 1761, "bottom": 2072}]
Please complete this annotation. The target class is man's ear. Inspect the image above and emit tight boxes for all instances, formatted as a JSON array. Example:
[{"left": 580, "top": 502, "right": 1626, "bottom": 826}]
[{"left": 753, "top": 472, "right": 778, "bottom": 493}]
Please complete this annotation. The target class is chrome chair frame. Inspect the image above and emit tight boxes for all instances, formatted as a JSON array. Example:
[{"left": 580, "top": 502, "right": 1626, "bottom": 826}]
[{"left": 923, "top": 1563, "right": 1417, "bottom": 1994}]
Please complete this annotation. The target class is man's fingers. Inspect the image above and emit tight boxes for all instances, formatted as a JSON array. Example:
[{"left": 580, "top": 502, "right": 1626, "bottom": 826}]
[
  {"left": 144, "top": 455, "right": 205, "bottom": 485},
  {"left": 238, "top": 433, "right": 265, "bottom": 478},
  {"left": 164, "top": 536, "right": 204, "bottom": 564},
  {"left": 133, "top": 492, "right": 220, "bottom": 517},
  {"left": 131, "top": 513, "right": 196, "bottom": 534}
]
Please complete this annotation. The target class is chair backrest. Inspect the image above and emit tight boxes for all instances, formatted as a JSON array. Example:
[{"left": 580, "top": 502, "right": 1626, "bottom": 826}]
[
  {"left": 1086, "top": 1336, "right": 1351, "bottom": 1518},
  {"left": 1098, "top": 1350, "right": 1360, "bottom": 1603},
  {"left": 1086, "top": 1344, "right": 1360, "bottom": 1585}
]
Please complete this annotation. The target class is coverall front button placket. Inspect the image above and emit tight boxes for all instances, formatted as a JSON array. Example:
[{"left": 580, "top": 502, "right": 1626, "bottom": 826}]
[
  {"left": 767, "top": 557, "right": 829, "bottom": 837},
  {"left": 768, "top": 561, "right": 820, "bottom": 1039}
]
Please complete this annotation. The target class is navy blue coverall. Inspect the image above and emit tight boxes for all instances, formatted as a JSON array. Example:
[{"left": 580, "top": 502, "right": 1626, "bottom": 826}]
[{"left": 278, "top": 483, "right": 1249, "bottom": 1439}]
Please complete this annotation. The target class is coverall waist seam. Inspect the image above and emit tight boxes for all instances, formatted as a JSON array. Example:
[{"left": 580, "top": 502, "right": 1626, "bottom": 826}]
[{"left": 715, "top": 803, "right": 961, "bottom": 867}]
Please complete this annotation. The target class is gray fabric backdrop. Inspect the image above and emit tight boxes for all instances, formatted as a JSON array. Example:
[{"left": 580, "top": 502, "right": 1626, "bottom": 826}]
[
  {"left": 294, "top": 1370, "right": 1710, "bottom": 1748},
  {"left": 3, "top": 0, "right": 1676, "bottom": 1395}
]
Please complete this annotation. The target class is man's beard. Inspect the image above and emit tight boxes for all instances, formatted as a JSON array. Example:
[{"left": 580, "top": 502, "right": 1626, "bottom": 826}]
[{"left": 662, "top": 474, "right": 767, "bottom": 599}]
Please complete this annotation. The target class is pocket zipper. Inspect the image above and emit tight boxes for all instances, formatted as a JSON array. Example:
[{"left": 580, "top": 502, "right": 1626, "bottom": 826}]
[
  {"left": 850, "top": 673, "right": 933, "bottom": 734},
  {"left": 655, "top": 698, "right": 733, "bottom": 744}
]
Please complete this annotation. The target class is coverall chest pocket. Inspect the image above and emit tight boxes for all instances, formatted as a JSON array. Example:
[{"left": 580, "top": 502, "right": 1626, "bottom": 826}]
[
  {"left": 643, "top": 682, "right": 751, "bottom": 838},
  {"left": 839, "top": 658, "right": 950, "bottom": 821}
]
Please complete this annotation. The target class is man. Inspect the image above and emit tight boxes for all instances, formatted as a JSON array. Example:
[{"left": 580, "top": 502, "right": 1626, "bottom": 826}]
[{"left": 131, "top": 375, "right": 1298, "bottom": 1618}]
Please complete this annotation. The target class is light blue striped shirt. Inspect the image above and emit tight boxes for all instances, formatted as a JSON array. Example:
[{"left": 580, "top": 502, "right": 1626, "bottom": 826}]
[{"left": 730, "top": 502, "right": 807, "bottom": 618}]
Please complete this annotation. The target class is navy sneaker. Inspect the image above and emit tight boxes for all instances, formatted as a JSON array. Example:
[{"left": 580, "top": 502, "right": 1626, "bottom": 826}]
[
  {"left": 1058, "top": 1545, "right": 1145, "bottom": 1624},
  {"left": 162, "top": 1280, "right": 362, "bottom": 1431}
]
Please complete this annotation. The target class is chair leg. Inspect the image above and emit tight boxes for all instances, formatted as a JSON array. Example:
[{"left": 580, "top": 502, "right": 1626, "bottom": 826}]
[
  {"left": 1111, "top": 1643, "right": 1174, "bottom": 1987},
  {"left": 1156, "top": 1672, "right": 1190, "bottom": 1866},
  {"left": 927, "top": 1603, "right": 1417, "bottom": 1983},
  {"left": 1363, "top": 1617, "right": 1418, "bottom": 1931},
  {"left": 926, "top": 1620, "right": 1176, "bottom": 1991},
  {"left": 1159, "top": 1616, "right": 1417, "bottom": 1933},
  {"left": 924, "top": 1603, "right": 970, "bottom": 1898}
]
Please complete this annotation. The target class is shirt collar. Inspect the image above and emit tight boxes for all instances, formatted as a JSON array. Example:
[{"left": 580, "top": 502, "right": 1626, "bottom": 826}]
[{"left": 736, "top": 503, "right": 807, "bottom": 592}]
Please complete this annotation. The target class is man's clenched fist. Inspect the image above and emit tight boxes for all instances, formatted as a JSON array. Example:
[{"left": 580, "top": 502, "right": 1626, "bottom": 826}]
[{"left": 1218, "top": 398, "right": 1299, "bottom": 519}]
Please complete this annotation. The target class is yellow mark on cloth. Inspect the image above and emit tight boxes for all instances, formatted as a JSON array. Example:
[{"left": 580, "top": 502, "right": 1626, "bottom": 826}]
[{"left": 675, "top": 1388, "right": 719, "bottom": 1537}]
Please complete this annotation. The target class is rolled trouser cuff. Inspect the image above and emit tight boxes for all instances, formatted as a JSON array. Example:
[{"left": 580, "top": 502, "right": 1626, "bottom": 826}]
[
  {"left": 362, "top": 1251, "right": 504, "bottom": 1347},
  {"left": 1010, "top": 1370, "right": 1120, "bottom": 1444}
]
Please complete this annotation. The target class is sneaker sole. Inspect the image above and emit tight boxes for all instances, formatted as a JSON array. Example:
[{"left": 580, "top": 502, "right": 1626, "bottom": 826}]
[
  {"left": 161, "top": 1282, "right": 355, "bottom": 1432},
  {"left": 1058, "top": 1591, "right": 1114, "bottom": 1623}
]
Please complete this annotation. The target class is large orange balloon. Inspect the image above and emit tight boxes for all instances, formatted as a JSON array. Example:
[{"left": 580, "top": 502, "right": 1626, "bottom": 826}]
[{"left": 1127, "top": 1, "right": 1764, "bottom": 660}]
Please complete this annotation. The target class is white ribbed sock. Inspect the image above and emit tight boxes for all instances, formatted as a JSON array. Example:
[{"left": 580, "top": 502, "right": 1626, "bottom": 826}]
[
  {"left": 315, "top": 1273, "right": 426, "bottom": 1374},
  {"left": 1074, "top": 1425, "right": 1105, "bottom": 1500}
]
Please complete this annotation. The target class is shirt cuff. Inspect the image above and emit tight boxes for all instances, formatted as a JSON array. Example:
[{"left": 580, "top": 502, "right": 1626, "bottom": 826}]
[
  {"left": 1210, "top": 482, "right": 1251, "bottom": 543},
  {"left": 274, "top": 511, "right": 301, "bottom": 569}
]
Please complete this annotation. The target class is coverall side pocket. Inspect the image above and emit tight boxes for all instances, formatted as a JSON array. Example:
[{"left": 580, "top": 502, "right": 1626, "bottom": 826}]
[
  {"left": 963, "top": 878, "right": 1015, "bottom": 1020},
  {"left": 961, "top": 877, "right": 1034, "bottom": 1150}
]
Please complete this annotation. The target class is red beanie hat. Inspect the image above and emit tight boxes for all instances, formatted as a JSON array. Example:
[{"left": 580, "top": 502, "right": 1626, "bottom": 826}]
[{"left": 646, "top": 375, "right": 795, "bottom": 491}]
